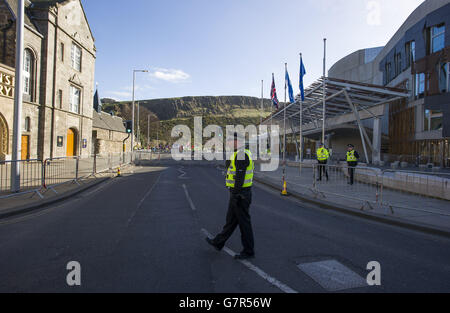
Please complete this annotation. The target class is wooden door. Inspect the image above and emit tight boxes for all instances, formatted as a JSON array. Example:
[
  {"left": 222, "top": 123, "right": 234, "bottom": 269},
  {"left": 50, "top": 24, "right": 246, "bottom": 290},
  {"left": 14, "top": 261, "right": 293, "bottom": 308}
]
[
  {"left": 66, "top": 129, "right": 75, "bottom": 157},
  {"left": 21, "top": 135, "right": 29, "bottom": 160}
]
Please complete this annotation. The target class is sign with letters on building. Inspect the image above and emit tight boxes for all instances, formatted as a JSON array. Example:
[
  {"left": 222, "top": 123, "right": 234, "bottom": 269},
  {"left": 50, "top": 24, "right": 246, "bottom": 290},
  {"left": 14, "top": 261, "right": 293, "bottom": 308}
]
[
  {"left": 82, "top": 139, "right": 87, "bottom": 149},
  {"left": 0, "top": 71, "right": 14, "bottom": 98}
]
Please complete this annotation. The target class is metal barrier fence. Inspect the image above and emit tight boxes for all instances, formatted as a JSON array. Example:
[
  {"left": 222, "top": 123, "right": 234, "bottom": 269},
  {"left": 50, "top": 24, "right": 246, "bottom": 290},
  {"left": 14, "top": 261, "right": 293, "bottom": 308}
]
[
  {"left": 255, "top": 161, "right": 450, "bottom": 217},
  {"left": 311, "top": 164, "right": 380, "bottom": 206},
  {"left": 378, "top": 169, "right": 450, "bottom": 216},
  {"left": 0, "top": 159, "right": 43, "bottom": 197},
  {"left": 0, "top": 152, "right": 132, "bottom": 199}
]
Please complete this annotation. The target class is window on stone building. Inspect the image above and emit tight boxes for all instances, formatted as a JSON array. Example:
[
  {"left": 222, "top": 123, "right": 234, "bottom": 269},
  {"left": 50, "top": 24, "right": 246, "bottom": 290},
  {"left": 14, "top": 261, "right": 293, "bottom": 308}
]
[
  {"left": 430, "top": 24, "right": 445, "bottom": 54},
  {"left": 71, "top": 43, "right": 82, "bottom": 72},
  {"left": 24, "top": 117, "right": 31, "bottom": 132},
  {"left": 60, "top": 42, "right": 64, "bottom": 62},
  {"left": 23, "top": 49, "right": 34, "bottom": 97},
  {"left": 58, "top": 89, "right": 63, "bottom": 109},
  {"left": 69, "top": 86, "right": 81, "bottom": 114}
]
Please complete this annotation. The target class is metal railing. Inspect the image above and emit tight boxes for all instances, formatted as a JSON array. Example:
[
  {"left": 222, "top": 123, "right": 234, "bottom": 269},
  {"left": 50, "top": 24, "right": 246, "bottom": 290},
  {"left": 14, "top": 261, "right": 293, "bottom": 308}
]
[
  {"left": 0, "top": 152, "right": 132, "bottom": 200},
  {"left": 378, "top": 169, "right": 450, "bottom": 216},
  {"left": 0, "top": 159, "right": 44, "bottom": 198},
  {"left": 311, "top": 164, "right": 380, "bottom": 206},
  {"left": 254, "top": 161, "right": 450, "bottom": 217}
]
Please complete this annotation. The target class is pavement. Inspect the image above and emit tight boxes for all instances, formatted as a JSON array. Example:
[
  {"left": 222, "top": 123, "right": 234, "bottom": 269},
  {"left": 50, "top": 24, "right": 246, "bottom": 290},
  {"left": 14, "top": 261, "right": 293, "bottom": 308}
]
[
  {"left": 255, "top": 165, "right": 450, "bottom": 234},
  {"left": 0, "top": 162, "right": 449, "bottom": 293},
  {"left": 0, "top": 165, "right": 134, "bottom": 217}
]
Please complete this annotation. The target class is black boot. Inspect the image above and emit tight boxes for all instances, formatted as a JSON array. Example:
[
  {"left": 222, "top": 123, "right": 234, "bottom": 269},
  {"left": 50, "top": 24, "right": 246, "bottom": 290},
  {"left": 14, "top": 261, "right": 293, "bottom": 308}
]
[
  {"left": 234, "top": 252, "right": 255, "bottom": 260},
  {"left": 205, "top": 238, "right": 223, "bottom": 252}
]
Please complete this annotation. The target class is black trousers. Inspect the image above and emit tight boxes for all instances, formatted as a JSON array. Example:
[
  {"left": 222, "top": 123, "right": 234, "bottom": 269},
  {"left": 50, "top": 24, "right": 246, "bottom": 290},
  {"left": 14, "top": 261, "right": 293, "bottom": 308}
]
[
  {"left": 348, "top": 162, "right": 357, "bottom": 184},
  {"left": 213, "top": 188, "right": 254, "bottom": 255},
  {"left": 317, "top": 160, "right": 329, "bottom": 180}
]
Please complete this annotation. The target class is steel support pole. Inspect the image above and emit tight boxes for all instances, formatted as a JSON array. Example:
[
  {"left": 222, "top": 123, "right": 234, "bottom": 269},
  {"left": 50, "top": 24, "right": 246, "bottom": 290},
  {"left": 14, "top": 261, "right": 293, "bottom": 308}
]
[
  {"left": 137, "top": 101, "right": 140, "bottom": 148},
  {"left": 284, "top": 63, "right": 287, "bottom": 163},
  {"left": 147, "top": 114, "right": 150, "bottom": 149},
  {"left": 260, "top": 80, "right": 264, "bottom": 126},
  {"left": 322, "top": 38, "right": 327, "bottom": 144},
  {"left": 344, "top": 90, "right": 370, "bottom": 164},
  {"left": 131, "top": 71, "right": 136, "bottom": 158},
  {"left": 11, "top": 0, "right": 25, "bottom": 193}
]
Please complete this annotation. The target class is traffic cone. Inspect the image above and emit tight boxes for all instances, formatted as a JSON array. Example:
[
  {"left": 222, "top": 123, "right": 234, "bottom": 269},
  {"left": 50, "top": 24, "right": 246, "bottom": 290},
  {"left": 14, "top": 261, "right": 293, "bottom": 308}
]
[{"left": 281, "top": 179, "right": 288, "bottom": 196}]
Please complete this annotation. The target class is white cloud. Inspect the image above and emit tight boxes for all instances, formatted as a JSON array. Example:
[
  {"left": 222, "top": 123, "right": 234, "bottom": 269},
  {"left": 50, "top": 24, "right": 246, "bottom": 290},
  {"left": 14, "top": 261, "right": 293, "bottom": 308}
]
[
  {"left": 105, "top": 91, "right": 132, "bottom": 100},
  {"left": 149, "top": 68, "right": 190, "bottom": 83}
]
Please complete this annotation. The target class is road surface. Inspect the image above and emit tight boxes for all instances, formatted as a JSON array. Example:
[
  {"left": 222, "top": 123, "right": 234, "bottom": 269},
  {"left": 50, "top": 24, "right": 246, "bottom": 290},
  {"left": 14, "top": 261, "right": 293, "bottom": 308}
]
[{"left": 0, "top": 163, "right": 449, "bottom": 293}]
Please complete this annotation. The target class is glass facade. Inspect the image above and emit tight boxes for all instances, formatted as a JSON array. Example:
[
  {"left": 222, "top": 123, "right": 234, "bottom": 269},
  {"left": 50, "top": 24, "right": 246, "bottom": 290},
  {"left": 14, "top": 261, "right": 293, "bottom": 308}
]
[{"left": 431, "top": 24, "right": 445, "bottom": 53}]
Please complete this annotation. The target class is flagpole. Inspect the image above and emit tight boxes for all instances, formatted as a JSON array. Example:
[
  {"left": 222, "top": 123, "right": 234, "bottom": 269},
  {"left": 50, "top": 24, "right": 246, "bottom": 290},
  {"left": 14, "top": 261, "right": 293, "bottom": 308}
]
[
  {"left": 260, "top": 80, "right": 264, "bottom": 126},
  {"left": 284, "top": 63, "right": 287, "bottom": 164},
  {"left": 299, "top": 53, "right": 304, "bottom": 172},
  {"left": 282, "top": 63, "right": 288, "bottom": 195},
  {"left": 322, "top": 38, "right": 327, "bottom": 144},
  {"left": 271, "top": 74, "right": 274, "bottom": 128}
]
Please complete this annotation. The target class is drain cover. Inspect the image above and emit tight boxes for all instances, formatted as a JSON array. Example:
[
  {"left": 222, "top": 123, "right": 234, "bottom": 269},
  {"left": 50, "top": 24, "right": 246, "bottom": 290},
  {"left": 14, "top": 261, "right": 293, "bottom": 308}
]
[{"left": 298, "top": 260, "right": 367, "bottom": 292}]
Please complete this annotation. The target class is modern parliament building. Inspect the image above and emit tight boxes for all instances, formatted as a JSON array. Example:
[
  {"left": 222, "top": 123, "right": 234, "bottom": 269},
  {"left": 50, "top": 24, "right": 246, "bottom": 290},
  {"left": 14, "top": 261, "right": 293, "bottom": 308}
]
[
  {"left": 328, "top": 0, "right": 450, "bottom": 166},
  {"left": 0, "top": 0, "right": 96, "bottom": 161}
]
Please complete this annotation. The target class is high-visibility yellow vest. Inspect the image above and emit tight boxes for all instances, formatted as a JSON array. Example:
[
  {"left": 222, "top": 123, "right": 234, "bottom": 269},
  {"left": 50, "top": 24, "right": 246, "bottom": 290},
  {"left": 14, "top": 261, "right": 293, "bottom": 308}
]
[
  {"left": 317, "top": 147, "right": 329, "bottom": 161},
  {"left": 226, "top": 149, "right": 254, "bottom": 188},
  {"left": 347, "top": 150, "right": 358, "bottom": 162}
]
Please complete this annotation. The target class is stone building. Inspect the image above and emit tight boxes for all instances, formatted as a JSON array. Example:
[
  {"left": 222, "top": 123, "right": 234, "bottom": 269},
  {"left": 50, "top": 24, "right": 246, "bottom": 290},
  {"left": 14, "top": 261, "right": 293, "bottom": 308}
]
[
  {"left": 0, "top": 0, "right": 95, "bottom": 161},
  {"left": 92, "top": 89, "right": 132, "bottom": 155}
]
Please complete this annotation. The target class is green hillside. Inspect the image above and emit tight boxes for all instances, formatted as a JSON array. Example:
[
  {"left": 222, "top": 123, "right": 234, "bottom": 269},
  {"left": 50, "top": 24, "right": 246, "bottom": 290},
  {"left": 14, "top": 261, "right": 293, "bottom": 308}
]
[{"left": 101, "top": 96, "right": 274, "bottom": 145}]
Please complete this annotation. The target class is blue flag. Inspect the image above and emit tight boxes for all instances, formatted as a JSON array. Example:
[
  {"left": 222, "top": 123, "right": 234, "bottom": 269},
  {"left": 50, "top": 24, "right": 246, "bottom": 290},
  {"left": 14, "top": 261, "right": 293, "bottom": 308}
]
[
  {"left": 299, "top": 56, "right": 306, "bottom": 101},
  {"left": 285, "top": 68, "right": 295, "bottom": 104}
]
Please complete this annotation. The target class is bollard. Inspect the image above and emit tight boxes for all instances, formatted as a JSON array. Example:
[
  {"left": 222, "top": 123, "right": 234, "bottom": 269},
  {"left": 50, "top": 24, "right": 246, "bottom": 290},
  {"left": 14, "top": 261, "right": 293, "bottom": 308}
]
[{"left": 281, "top": 179, "right": 288, "bottom": 196}]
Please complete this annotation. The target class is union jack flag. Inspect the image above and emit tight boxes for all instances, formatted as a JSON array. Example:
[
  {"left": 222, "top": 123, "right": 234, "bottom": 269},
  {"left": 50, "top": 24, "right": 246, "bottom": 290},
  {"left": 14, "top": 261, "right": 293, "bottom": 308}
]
[{"left": 271, "top": 74, "right": 279, "bottom": 109}]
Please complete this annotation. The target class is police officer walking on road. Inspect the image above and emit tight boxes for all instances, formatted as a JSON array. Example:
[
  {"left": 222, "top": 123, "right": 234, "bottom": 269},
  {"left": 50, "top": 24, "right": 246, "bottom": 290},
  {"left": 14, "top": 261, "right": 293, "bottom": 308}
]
[
  {"left": 206, "top": 133, "right": 255, "bottom": 260},
  {"left": 346, "top": 144, "right": 359, "bottom": 185},
  {"left": 316, "top": 143, "right": 329, "bottom": 181}
]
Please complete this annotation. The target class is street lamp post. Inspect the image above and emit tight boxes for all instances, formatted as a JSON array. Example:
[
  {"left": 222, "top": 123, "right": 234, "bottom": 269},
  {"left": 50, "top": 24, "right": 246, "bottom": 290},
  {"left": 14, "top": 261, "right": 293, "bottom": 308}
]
[
  {"left": 137, "top": 101, "right": 140, "bottom": 148},
  {"left": 131, "top": 69, "right": 148, "bottom": 159},
  {"left": 11, "top": 0, "right": 24, "bottom": 193}
]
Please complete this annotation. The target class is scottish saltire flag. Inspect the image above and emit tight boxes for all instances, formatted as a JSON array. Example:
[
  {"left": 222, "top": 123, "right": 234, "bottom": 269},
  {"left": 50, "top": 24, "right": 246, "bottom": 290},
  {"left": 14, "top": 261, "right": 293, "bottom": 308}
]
[
  {"left": 271, "top": 74, "right": 279, "bottom": 109},
  {"left": 299, "top": 55, "right": 307, "bottom": 101},
  {"left": 285, "top": 68, "right": 295, "bottom": 103}
]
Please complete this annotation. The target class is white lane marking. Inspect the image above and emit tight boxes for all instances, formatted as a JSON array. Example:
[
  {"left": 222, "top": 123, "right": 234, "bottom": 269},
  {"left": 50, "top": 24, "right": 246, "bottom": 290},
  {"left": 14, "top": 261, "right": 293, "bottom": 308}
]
[
  {"left": 201, "top": 228, "right": 298, "bottom": 294},
  {"left": 178, "top": 166, "right": 189, "bottom": 180},
  {"left": 127, "top": 172, "right": 162, "bottom": 227},
  {"left": 182, "top": 184, "right": 196, "bottom": 211}
]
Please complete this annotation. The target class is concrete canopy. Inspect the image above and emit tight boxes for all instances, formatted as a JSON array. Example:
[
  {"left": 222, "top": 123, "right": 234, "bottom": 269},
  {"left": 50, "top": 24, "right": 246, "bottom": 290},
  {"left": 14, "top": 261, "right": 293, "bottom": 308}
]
[
  {"left": 261, "top": 77, "right": 409, "bottom": 164},
  {"left": 264, "top": 77, "right": 409, "bottom": 128}
]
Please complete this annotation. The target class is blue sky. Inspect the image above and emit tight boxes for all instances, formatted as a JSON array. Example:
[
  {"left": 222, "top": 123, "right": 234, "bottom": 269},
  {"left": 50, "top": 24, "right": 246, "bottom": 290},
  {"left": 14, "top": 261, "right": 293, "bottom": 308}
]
[{"left": 82, "top": 0, "right": 424, "bottom": 101}]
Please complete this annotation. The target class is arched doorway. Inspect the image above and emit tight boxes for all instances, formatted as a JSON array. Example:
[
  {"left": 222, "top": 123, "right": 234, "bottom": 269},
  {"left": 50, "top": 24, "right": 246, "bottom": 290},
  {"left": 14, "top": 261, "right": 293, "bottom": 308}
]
[
  {"left": 66, "top": 128, "right": 78, "bottom": 157},
  {"left": 0, "top": 113, "right": 8, "bottom": 161}
]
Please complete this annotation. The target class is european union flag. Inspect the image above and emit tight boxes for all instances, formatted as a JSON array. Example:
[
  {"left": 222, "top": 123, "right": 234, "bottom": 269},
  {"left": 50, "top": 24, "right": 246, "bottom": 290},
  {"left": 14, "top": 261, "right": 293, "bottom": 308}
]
[
  {"left": 299, "top": 55, "right": 306, "bottom": 101},
  {"left": 285, "top": 68, "right": 295, "bottom": 104}
]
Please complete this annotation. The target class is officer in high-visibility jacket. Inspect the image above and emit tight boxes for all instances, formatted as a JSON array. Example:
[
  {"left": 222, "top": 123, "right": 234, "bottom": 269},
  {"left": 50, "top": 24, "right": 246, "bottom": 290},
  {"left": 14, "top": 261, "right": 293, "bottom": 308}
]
[
  {"left": 316, "top": 143, "right": 329, "bottom": 181},
  {"left": 346, "top": 144, "right": 360, "bottom": 185},
  {"left": 206, "top": 133, "right": 255, "bottom": 260}
]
